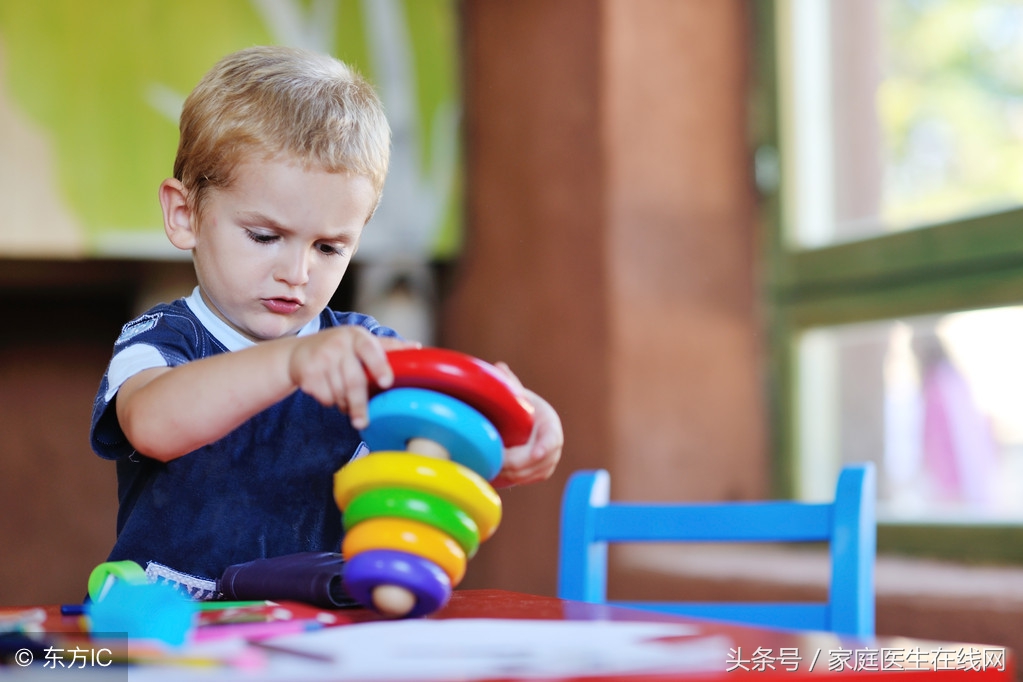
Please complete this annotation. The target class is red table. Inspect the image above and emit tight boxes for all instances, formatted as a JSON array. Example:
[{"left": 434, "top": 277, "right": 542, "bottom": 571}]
[
  {"left": 423, "top": 590, "right": 1012, "bottom": 680},
  {"left": 320, "top": 589, "right": 1011, "bottom": 680},
  {"left": 5, "top": 589, "right": 1014, "bottom": 680}
]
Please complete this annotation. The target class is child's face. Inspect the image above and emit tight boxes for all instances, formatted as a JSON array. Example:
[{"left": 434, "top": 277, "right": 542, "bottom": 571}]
[{"left": 189, "top": 156, "right": 377, "bottom": 341}]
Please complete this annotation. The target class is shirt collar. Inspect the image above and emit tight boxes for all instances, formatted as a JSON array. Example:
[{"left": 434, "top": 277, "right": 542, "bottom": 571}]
[{"left": 183, "top": 287, "right": 321, "bottom": 351}]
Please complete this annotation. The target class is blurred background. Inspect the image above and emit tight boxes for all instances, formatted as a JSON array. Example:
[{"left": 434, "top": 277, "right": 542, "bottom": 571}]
[{"left": 2, "top": 0, "right": 1023, "bottom": 662}]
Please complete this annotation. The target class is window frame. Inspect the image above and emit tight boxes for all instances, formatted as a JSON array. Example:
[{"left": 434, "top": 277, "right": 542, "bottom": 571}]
[{"left": 754, "top": 0, "right": 1023, "bottom": 562}]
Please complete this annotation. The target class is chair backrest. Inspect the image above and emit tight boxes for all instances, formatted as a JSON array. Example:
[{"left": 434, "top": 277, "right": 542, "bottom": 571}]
[{"left": 557, "top": 463, "right": 876, "bottom": 636}]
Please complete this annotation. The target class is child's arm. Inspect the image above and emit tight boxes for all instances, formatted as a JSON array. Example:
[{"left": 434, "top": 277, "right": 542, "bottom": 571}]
[
  {"left": 489, "top": 363, "right": 564, "bottom": 488},
  {"left": 116, "top": 326, "right": 414, "bottom": 462}
]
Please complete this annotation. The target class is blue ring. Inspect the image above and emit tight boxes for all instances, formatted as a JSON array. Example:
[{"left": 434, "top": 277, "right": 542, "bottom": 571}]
[
  {"left": 360, "top": 388, "right": 503, "bottom": 480},
  {"left": 344, "top": 549, "right": 452, "bottom": 618}
]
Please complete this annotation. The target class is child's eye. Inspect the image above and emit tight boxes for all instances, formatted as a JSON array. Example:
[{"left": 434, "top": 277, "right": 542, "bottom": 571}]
[
  {"left": 318, "top": 243, "right": 345, "bottom": 256},
  {"left": 246, "top": 230, "right": 279, "bottom": 245}
]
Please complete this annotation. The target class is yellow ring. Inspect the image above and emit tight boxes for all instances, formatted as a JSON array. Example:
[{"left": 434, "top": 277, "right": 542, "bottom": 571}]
[
  {"left": 342, "top": 517, "right": 467, "bottom": 586},
  {"left": 335, "top": 452, "right": 502, "bottom": 540}
]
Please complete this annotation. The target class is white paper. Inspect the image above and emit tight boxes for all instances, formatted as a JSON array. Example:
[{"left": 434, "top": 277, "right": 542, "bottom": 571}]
[{"left": 126, "top": 618, "right": 734, "bottom": 681}]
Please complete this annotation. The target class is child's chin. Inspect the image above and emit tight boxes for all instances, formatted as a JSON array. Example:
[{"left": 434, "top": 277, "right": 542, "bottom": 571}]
[
  {"left": 244, "top": 312, "right": 313, "bottom": 339},
  {"left": 241, "top": 321, "right": 301, "bottom": 342},
  {"left": 257, "top": 328, "right": 299, "bottom": 341}
]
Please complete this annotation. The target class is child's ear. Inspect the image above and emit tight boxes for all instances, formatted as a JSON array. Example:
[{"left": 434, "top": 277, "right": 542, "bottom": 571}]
[{"left": 159, "top": 178, "right": 197, "bottom": 251}]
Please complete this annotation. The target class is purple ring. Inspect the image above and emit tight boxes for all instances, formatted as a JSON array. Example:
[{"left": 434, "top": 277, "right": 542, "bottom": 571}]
[{"left": 344, "top": 549, "right": 452, "bottom": 618}]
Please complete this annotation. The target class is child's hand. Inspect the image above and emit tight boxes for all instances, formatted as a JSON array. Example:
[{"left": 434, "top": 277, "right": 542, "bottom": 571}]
[
  {"left": 287, "top": 327, "right": 418, "bottom": 429},
  {"left": 489, "top": 362, "right": 564, "bottom": 488}
]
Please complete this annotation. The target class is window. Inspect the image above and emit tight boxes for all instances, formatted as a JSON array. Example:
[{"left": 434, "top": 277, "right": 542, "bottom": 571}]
[{"left": 759, "top": 0, "right": 1023, "bottom": 560}]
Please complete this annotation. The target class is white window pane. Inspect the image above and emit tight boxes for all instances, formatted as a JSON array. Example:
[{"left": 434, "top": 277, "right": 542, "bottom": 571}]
[
  {"left": 796, "top": 307, "right": 1023, "bottom": 523},
  {"left": 781, "top": 0, "right": 1023, "bottom": 248}
]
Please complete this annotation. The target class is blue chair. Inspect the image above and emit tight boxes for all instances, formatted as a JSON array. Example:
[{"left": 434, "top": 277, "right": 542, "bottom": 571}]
[{"left": 557, "top": 463, "right": 876, "bottom": 636}]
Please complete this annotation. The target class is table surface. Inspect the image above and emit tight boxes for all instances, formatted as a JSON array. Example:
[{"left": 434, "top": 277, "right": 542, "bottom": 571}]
[
  {"left": 425, "top": 590, "right": 1013, "bottom": 680},
  {"left": 3, "top": 589, "right": 1015, "bottom": 681}
]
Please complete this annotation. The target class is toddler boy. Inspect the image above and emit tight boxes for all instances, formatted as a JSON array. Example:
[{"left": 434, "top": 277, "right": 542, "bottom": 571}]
[{"left": 90, "top": 46, "right": 562, "bottom": 596}]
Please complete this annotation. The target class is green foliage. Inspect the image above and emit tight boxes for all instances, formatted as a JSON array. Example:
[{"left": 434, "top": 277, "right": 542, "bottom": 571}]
[
  {"left": 879, "top": 0, "right": 1023, "bottom": 226},
  {"left": 0, "top": 0, "right": 459, "bottom": 255}
]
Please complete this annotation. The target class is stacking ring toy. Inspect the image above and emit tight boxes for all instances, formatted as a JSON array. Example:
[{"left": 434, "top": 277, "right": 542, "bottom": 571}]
[
  {"left": 382, "top": 348, "right": 536, "bottom": 447},
  {"left": 343, "top": 518, "right": 467, "bottom": 585},
  {"left": 336, "top": 347, "right": 536, "bottom": 618},
  {"left": 335, "top": 452, "right": 502, "bottom": 540},
  {"left": 343, "top": 487, "right": 480, "bottom": 557},
  {"left": 344, "top": 550, "right": 451, "bottom": 619},
  {"left": 360, "top": 388, "right": 503, "bottom": 481}
]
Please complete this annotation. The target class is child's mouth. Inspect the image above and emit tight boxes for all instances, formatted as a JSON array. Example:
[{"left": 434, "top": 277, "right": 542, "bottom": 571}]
[{"left": 262, "top": 298, "right": 302, "bottom": 315}]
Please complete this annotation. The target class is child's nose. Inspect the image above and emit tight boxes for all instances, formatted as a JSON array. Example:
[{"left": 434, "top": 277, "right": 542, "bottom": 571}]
[{"left": 275, "top": 247, "right": 311, "bottom": 285}]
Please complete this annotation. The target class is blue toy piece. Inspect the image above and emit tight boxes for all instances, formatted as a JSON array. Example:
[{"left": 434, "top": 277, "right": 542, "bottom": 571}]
[
  {"left": 344, "top": 549, "right": 452, "bottom": 618},
  {"left": 87, "top": 579, "right": 197, "bottom": 646},
  {"left": 359, "top": 387, "right": 503, "bottom": 481},
  {"left": 557, "top": 463, "right": 877, "bottom": 636}
]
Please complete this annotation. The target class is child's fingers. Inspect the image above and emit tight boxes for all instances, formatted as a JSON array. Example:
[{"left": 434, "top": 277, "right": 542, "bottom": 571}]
[
  {"left": 495, "top": 442, "right": 559, "bottom": 487},
  {"left": 493, "top": 391, "right": 563, "bottom": 488},
  {"left": 295, "top": 354, "right": 338, "bottom": 407},
  {"left": 342, "top": 330, "right": 399, "bottom": 428},
  {"left": 491, "top": 454, "right": 554, "bottom": 488},
  {"left": 352, "top": 332, "right": 393, "bottom": 391},
  {"left": 336, "top": 352, "right": 368, "bottom": 428},
  {"left": 494, "top": 361, "right": 525, "bottom": 393},
  {"left": 530, "top": 400, "right": 564, "bottom": 461},
  {"left": 492, "top": 436, "right": 538, "bottom": 488},
  {"left": 381, "top": 336, "right": 423, "bottom": 351}
]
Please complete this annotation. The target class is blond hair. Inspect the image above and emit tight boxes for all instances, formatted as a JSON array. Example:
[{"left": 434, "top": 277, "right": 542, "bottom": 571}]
[{"left": 173, "top": 46, "right": 391, "bottom": 220}]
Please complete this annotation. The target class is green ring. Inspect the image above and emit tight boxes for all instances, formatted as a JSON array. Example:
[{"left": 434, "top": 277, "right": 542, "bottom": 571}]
[
  {"left": 343, "top": 487, "right": 481, "bottom": 558},
  {"left": 87, "top": 560, "right": 148, "bottom": 601}
]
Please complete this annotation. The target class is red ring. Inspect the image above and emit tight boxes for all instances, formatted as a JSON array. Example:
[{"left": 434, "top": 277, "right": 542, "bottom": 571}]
[{"left": 376, "top": 348, "right": 535, "bottom": 447}]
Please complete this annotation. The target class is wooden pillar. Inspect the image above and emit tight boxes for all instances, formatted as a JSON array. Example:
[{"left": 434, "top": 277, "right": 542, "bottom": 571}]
[{"left": 444, "top": 0, "right": 766, "bottom": 597}]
